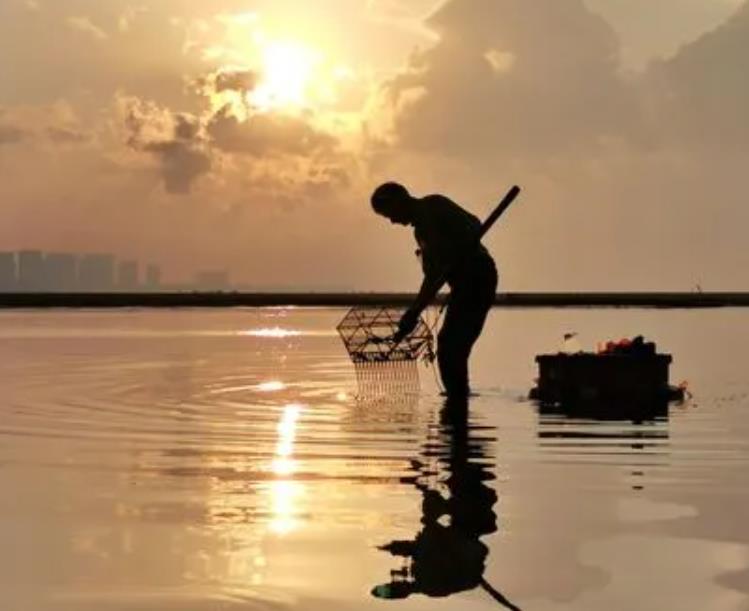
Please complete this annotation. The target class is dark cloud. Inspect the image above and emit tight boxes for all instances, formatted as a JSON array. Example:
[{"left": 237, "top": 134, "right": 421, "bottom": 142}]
[
  {"left": 386, "top": 0, "right": 638, "bottom": 159},
  {"left": 584, "top": 0, "right": 744, "bottom": 70},
  {"left": 174, "top": 113, "right": 201, "bottom": 140},
  {"left": 646, "top": 2, "right": 749, "bottom": 151},
  {"left": 123, "top": 98, "right": 211, "bottom": 194},
  {"left": 385, "top": 0, "right": 749, "bottom": 161},
  {"left": 141, "top": 139, "right": 212, "bottom": 194},
  {"left": 206, "top": 106, "right": 338, "bottom": 157},
  {"left": 119, "top": 76, "right": 346, "bottom": 196}
]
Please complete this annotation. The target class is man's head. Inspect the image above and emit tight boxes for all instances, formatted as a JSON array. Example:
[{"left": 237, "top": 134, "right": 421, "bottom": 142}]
[{"left": 371, "top": 182, "right": 415, "bottom": 225}]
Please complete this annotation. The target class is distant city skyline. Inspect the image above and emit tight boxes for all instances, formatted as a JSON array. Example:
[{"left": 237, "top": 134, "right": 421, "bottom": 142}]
[
  {"left": 0, "top": 250, "right": 164, "bottom": 293},
  {"left": 0, "top": 248, "right": 359, "bottom": 293}
]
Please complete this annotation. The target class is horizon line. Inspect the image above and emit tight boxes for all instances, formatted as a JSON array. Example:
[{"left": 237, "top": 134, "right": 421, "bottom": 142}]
[{"left": 2, "top": 291, "right": 749, "bottom": 309}]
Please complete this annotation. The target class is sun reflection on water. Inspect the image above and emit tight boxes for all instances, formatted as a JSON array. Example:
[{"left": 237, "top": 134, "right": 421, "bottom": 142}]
[
  {"left": 269, "top": 403, "right": 304, "bottom": 535},
  {"left": 257, "top": 380, "right": 286, "bottom": 392},
  {"left": 242, "top": 327, "right": 302, "bottom": 338},
  {"left": 269, "top": 480, "right": 304, "bottom": 535}
]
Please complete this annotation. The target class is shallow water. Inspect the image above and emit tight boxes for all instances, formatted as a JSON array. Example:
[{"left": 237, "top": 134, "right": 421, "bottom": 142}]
[{"left": 0, "top": 307, "right": 748, "bottom": 611}]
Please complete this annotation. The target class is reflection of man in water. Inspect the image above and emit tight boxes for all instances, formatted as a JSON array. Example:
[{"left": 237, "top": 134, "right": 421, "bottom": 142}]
[
  {"left": 372, "top": 398, "right": 520, "bottom": 610},
  {"left": 371, "top": 183, "right": 498, "bottom": 397}
]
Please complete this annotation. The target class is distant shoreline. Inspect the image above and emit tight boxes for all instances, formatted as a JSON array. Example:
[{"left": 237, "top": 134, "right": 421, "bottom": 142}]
[{"left": 1, "top": 292, "right": 749, "bottom": 309}]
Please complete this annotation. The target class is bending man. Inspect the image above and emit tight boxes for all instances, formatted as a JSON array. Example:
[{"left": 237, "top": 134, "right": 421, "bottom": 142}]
[{"left": 371, "top": 182, "right": 498, "bottom": 397}]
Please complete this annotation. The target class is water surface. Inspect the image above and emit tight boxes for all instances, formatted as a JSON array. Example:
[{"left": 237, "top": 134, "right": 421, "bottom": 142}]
[{"left": 1, "top": 308, "right": 748, "bottom": 610}]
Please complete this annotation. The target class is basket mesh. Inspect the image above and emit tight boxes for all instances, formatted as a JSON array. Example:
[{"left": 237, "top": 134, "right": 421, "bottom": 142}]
[{"left": 337, "top": 307, "right": 435, "bottom": 364}]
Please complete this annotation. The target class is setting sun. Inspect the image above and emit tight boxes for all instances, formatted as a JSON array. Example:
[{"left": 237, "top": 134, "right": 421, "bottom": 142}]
[{"left": 250, "top": 39, "right": 321, "bottom": 111}]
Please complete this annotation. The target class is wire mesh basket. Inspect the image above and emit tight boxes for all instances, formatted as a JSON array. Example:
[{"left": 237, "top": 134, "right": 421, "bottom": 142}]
[
  {"left": 337, "top": 307, "right": 435, "bottom": 364},
  {"left": 337, "top": 306, "right": 435, "bottom": 395}
]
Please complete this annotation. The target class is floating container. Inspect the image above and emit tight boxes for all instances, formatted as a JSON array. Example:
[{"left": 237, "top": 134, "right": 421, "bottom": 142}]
[{"left": 530, "top": 337, "right": 684, "bottom": 417}]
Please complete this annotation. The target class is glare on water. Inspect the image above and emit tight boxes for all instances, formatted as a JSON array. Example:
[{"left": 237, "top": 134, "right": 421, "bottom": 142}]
[{"left": 0, "top": 307, "right": 748, "bottom": 611}]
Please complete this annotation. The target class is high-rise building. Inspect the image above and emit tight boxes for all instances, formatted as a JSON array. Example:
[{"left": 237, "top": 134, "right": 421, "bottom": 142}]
[
  {"left": 0, "top": 252, "right": 16, "bottom": 292},
  {"left": 78, "top": 254, "right": 115, "bottom": 292},
  {"left": 145, "top": 264, "right": 161, "bottom": 291},
  {"left": 117, "top": 260, "right": 138, "bottom": 291},
  {"left": 45, "top": 253, "right": 77, "bottom": 291},
  {"left": 17, "top": 250, "right": 46, "bottom": 291}
]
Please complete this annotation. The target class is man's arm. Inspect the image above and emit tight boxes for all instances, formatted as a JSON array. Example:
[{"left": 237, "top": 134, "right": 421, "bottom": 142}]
[
  {"left": 393, "top": 272, "right": 440, "bottom": 342},
  {"left": 392, "top": 202, "right": 476, "bottom": 342},
  {"left": 412, "top": 272, "right": 441, "bottom": 316},
  {"left": 392, "top": 204, "right": 445, "bottom": 342}
]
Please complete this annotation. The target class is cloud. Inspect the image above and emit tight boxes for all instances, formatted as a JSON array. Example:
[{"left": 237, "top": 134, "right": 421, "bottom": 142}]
[
  {"left": 193, "top": 68, "right": 258, "bottom": 103},
  {"left": 584, "top": 0, "right": 745, "bottom": 69},
  {"left": 46, "top": 126, "right": 89, "bottom": 144},
  {"left": 206, "top": 106, "right": 338, "bottom": 157},
  {"left": 646, "top": 2, "right": 749, "bottom": 151},
  {"left": 141, "top": 139, "right": 212, "bottom": 194},
  {"left": 121, "top": 96, "right": 212, "bottom": 194},
  {"left": 0, "top": 1, "right": 207, "bottom": 107},
  {"left": 174, "top": 113, "right": 200, "bottom": 140},
  {"left": 0, "top": 102, "right": 87, "bottom": 146},
  {"left": 66, "top": 16, "right": 108, "bottom": 41},
  {"left": 381, "top": 0, "right": 749, "bottom": 163},
  {"left": 117, "top": 5, "right": 148, "bottom": 33},
  {"left": 365, "top": 0, "right": 440, "bottom": 37},
  {"left": 0, "top": 124, "right": 25, "bottom": 145},
  {"left": 384, "top": 0, "right": 638, "bottom": 159},
  {"left": 214, "top": 69, "right": 258, "bottom": 93}
]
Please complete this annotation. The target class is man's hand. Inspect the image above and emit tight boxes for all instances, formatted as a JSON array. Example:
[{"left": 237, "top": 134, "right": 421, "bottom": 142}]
[{"left": 393, "top": 308, "right": 420, "bottom": 343}]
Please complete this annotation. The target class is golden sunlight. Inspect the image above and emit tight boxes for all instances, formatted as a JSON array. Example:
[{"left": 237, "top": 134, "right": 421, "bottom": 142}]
[
  {"left": 256, "top": 380, "right": 286, "bottom": 392},
  {"left": 269, "top": 403, "right": 304, "bottom": 535},
  {"left": 250, "top": 39, "right": 321, "bottom": 111},
  {"left": 207, "top": 14, "right": 359, "bottom": 121},
  {"left": 242, "top": 327, "right": 302, "bottom": 338}
]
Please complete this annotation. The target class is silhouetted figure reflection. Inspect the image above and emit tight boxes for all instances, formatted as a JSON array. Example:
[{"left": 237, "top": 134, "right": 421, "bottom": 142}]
[
  {"left": 372, "top": 398, "right": 521, "bottom": 610},
  {"left": 370, "top": 183, "right": 498, "bottom": 397}
]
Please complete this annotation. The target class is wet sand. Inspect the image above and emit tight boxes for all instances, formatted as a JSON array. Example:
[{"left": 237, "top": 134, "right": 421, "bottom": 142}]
[{"left": 0, "top": 308, "right": 747, "bottom": 610}]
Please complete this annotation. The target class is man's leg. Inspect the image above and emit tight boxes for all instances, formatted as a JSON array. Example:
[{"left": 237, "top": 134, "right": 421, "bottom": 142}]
[
  {"left": 437, "top": 263, "right": 497, "bottom": 397},
  {"left": 437, "top": 306, "right": 472, "bottom": 397},
  {"left": 438, "top": 297, "right": 484, "bottom": 396}
]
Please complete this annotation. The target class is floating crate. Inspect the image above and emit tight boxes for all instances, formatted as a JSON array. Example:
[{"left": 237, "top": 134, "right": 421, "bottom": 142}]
[{"left": 530, "top": 350, "right": 683, "bottom": 418}]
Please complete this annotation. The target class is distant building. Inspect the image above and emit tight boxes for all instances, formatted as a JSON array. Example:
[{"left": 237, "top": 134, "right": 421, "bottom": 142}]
[
  {"left": 0, "top": 252, "right": 16, "bottom": 291},
  {"left": 45, "top": 253, "right": 77, "bottom": 292},
  {"left": 18, "top": 250, "right": 46, "bottom": 291},
  {"left": 78, "top": 253, "right": 115, "bottom": 292},
  {"left": 195, "top": 270, "right": 230, "bottom": 292},
  {"left": 145, "top": 264, "right": 161, "bottom": 291},
  {"left": 117, "top": 260, "right": 138, "bottom": 291}
]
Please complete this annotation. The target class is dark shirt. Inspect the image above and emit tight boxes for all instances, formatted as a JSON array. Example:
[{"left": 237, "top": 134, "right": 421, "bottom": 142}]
[{"left": 412, "top": 195, "right": 493, "bottom": 288}]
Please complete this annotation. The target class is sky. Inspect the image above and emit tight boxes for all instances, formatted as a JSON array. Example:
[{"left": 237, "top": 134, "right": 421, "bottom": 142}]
[{"left": 0, "top": 0, "right": 747, "bottom": 291}]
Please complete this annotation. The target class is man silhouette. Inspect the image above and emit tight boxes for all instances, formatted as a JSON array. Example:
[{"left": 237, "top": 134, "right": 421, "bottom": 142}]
[{"left": 371, "top": 182, "right": 498, "bottom": 397}]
